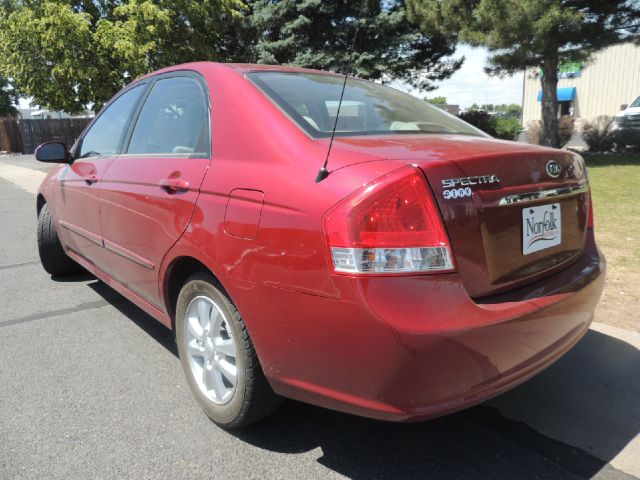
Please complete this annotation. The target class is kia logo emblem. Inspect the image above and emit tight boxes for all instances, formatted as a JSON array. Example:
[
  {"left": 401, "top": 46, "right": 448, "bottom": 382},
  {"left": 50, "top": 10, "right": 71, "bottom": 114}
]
[{"left": 546, "top": 160, "right": 562, "bottom": 178}]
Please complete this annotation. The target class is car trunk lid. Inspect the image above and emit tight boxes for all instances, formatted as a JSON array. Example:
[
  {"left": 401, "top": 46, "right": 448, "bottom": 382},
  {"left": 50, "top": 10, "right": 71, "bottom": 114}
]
[{"left": 330, "top": 135, "right": 590, "bottom": 297}]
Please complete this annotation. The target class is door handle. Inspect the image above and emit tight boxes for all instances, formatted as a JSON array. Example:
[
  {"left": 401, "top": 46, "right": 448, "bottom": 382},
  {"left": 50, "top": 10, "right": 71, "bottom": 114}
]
[
  {"left": 83, "top": 174, "right": 98, "bottom": 185},
  {"left": 160, "top": 178, "right": 189, "bottom": 194}
]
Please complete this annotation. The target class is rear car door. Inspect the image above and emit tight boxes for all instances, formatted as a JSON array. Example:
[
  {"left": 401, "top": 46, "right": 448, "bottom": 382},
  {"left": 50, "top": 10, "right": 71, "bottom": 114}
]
[
  {"left": 57, "top": 84, "right": 146, "bottom": 272},
  {"left": 98, "top": 73, "right": 211, "bottom": 308}
]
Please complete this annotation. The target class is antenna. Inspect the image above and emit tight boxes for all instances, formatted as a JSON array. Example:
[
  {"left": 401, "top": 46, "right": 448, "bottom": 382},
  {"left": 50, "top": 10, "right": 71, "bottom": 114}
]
[{"left": 315, "top": 0, "right": 367, "bottom": 183}]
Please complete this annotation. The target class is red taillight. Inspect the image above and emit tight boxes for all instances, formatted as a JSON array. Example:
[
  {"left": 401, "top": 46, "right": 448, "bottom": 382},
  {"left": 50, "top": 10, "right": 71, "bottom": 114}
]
[
  {"left": 588, "top": 191, "right": 595, "bottom": 229},
  {"left": 323, "top": 166, "right": 455, "bottom": 274}
]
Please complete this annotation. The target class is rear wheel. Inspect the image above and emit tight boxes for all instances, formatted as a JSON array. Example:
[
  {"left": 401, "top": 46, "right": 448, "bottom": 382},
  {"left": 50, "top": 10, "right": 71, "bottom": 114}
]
[
  {"left": 37, "top": 203, "right": 79, "bottom": 276},
  {"left": 175, "top": 272, "right": 282, "bottom": 429}
]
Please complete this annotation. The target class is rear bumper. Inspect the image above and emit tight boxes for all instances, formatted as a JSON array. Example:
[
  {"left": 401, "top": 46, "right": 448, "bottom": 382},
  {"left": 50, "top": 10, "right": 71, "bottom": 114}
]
[{"left": 228, "top": 234, "right": 606, "bottom": 422}]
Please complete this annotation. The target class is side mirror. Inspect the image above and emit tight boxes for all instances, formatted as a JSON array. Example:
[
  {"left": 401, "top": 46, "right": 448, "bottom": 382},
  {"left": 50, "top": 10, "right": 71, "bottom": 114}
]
[
  {"left": 35, "top": 141, "right": 71, "bottom": 164},
  {"left": 620, "top": 104, "right": 628, "bottom": 111}
]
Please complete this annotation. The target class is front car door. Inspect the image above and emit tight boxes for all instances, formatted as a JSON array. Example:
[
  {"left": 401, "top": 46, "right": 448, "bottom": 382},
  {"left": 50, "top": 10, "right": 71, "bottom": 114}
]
[
  {"left": 56, "top": 84, "right": 146, "bottom": 272},
  {"left": 99, "top": 73, "right": 211, "bottom": 308}
]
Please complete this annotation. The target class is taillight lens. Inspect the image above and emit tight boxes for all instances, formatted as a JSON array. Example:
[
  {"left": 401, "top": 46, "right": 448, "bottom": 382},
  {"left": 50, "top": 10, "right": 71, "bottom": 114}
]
[
  {"left": 588, "top": 190, "right": 595, "bottom": 229},
  {"left": 323, "top": 166, "right": 455, "bottom": 274}
]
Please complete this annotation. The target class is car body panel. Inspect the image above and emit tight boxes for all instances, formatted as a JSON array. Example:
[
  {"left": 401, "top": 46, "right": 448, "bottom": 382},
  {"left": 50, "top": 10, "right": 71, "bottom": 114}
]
[
  {"left": 221, "top": 235, "right": 604, "bottom": 421},
  {"left": 52, "top": 157, "right": 113, "bottom": 271},
  {"left": 37, "top": 62, "right": 606, "bottom": 422},
  {"left": 99, "top": 155, "right": 210, "bottom": 308}
]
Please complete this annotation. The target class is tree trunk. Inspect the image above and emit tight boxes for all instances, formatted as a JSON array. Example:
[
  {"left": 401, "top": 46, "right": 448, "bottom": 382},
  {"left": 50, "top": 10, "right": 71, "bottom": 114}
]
[{"left": 540, "top": 54, "right": 560, "bottom": 148}]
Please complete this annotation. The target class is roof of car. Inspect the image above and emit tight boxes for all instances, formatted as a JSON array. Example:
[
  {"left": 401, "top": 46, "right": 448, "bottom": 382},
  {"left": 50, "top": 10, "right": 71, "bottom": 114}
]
[
  {"left": 135, "top": 62, "right": 343, "bottom": 83},
  {"left": 226, "top": 63, "right": 340, "bottom": 75}
]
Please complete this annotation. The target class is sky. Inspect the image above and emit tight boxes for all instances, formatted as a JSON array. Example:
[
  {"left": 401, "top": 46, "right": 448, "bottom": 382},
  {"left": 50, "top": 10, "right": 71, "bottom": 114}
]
[{"left": 393, "top": 46, "right": 525, "bottom": 109}]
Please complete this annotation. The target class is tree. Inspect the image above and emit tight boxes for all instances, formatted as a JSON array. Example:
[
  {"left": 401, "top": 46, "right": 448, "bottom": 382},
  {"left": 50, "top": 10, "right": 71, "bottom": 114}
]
[
  {"left": 0, "top": 0, "right": 464, "bottom": 113},
  {"left": 0, "top": 0, "right": 245, "bottom": 112},
  {"left": 459, "top": 110, "right": 497, "bottom": 136},
  {"left": 246, "top": 0, "right": 462, "bottom": 91},
  {"left": 499, "top": 103, "right": 523, "bottom": 119},
  {"left": 407, "top": 0, "right": 640, "bottom": 147},
  {"left": 425, "top": 96, "right": 448, "bottom": 105},
  {"left": 0, "top": 76, "right": 18, "bottom": 118}
]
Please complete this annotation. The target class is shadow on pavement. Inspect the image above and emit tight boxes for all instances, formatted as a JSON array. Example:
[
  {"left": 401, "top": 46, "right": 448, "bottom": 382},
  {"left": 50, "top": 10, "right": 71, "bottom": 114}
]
[
  {"left": 86, "top": 279, "right": 178, "bottom": 357},
  {"left": 82, "top": 277, "right": 639, "bottom": 479}
]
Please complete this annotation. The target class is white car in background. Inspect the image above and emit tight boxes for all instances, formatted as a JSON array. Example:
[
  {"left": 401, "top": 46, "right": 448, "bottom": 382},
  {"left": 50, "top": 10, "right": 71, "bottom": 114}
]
[{"left": 613, "top": 95, "right": 640, "bottom": 147}]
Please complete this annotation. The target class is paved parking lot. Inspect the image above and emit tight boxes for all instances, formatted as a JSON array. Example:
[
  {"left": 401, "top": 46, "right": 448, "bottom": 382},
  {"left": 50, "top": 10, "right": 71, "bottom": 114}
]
[{"left": 0, "top": 157, "right": 638, "bottom": 479}]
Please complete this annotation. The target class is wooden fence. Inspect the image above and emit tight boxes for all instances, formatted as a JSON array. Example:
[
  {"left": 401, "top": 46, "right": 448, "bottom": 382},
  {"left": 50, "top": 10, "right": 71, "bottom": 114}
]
[
  {"left": 0, "top": 119, "right": 23, "bottom": 153},
  {"left": 0, "top": 117, "right": 92, "bottom": 154}
]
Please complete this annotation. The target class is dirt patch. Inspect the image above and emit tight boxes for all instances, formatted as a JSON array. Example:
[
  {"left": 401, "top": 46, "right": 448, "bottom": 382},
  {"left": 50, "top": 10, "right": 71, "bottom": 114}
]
[{"left": 595, "top": 269, "right": 639, "bottom": 332}]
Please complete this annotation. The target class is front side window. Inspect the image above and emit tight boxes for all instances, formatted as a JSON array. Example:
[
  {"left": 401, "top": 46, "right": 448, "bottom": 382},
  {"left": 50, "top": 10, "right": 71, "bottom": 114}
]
[
  {"left": 79, "top": 85, "right": 144, "bottom": 158},
  {"left": 248, "top": 72, "right": 486, "bottom": 138},
  {"left": 127, "top": 76, "right": 209, "bottom": 156}
]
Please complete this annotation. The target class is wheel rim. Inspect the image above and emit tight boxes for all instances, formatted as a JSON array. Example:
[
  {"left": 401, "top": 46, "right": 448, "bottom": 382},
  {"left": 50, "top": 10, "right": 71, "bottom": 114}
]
[{"left": 184, "top": 296, "right": 239, "bottom": 405}]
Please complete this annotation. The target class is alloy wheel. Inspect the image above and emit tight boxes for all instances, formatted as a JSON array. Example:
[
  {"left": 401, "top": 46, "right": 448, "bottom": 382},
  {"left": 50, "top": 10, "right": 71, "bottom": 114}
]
[{"left": 184, "top": 296, "right": 239, "bottom": 405}]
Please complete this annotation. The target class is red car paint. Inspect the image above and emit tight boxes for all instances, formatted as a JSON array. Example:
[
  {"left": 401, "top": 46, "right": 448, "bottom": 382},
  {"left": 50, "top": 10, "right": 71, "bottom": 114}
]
[{"left": 37, "top": 62, "right": 605, "bottom": 421}]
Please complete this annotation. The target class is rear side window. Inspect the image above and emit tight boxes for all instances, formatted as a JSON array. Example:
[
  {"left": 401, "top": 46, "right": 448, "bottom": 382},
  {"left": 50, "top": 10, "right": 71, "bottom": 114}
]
[
  {"left": 79, "top": 85, "right": 144, "bottom": 158},
  {"left": 127, "top": 77, "right": 209, "bottom": 156}
]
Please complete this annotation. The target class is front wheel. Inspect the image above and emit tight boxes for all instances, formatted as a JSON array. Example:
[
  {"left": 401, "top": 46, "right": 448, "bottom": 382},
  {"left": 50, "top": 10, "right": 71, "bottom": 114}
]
[
  {"left": 37, "top": 203, "right": 80, "bottom": 276},
  {"left": 175, "top": 273, "right": 282, "bottom": 429}
]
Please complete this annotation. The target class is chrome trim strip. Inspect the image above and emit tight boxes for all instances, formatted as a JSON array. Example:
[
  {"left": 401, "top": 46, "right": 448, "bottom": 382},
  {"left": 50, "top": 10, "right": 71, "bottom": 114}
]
[
  {"left": 59, "top": 220, "right": 104, "bottom": 246},
  {"left": 498, "top": 181, "right": 588, "bottom": 206},
  {"left": 104, "top": 239, "right": 155, "bottom": 270}
]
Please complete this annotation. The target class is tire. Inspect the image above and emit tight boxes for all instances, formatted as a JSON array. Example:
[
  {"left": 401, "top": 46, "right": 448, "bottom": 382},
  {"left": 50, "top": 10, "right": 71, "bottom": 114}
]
[
  {"left": 176, "top": 272, "right": 282, "bottom": 429},
  {"left": 37, "top": 203, "right": 79, "bottom": 276}
]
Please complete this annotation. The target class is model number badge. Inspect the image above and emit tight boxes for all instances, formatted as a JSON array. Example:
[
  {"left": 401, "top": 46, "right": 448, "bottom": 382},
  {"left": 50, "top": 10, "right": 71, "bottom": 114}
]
[{"left": 443, "top": 187, "right": 472, "bottom": 200}]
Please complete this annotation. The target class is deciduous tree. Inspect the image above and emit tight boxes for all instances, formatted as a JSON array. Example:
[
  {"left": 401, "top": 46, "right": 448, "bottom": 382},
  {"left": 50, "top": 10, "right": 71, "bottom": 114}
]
[
  {"left": 0, "top": 0, "right": 245, "bottom": 112},
  {"left": 0, "top": 0, "right": 465, "bottom": 113},
  {"left": 425, "top": 96, "right": 448, "bottom": 104},
  {"left": 0, "top": 77, "right": 18, "bottom": 118}
]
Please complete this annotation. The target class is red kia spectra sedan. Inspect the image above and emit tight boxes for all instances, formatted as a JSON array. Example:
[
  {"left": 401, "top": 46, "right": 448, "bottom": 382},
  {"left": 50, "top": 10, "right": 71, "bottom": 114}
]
[{"left": 35, "top": 63, "right": 605, "bottom": 429}]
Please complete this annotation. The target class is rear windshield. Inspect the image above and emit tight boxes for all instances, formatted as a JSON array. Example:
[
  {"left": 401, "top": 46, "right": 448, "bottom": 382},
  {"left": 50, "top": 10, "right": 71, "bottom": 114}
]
[{"left": 247, "top": 71, "right": 487, "bottom": 139}]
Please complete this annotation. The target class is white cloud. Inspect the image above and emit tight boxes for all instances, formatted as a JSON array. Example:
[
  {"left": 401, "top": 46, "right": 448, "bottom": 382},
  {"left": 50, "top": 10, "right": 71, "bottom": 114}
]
[{"left": 393, "top": 46, "right": 524, "bottom": 109}]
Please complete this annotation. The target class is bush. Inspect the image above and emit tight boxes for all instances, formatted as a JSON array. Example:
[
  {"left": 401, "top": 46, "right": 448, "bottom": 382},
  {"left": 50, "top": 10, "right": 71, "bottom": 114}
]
[
  {"left": 526, "top": 115, "right": 575, "bottom": 147},
  {"left": 582, "top": 116, "right": 616, "bottom": 152},
  {"left": 494, "top": 117, "right": 521, "bottom": 141},
  {"left": 558, "top": 115, "right": 575, "bottom": 147},
  {"left": 526, "top": 120, "right": 542, "bottom": 144},
  {"left": 458, "top": 110, "right": 498, "bottom": 137}
]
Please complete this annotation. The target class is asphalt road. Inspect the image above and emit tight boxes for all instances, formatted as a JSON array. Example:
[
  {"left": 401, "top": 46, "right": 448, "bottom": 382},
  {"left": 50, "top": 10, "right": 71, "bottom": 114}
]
[{"left": 0, "top": 160, "right": 638, "bottom": 480}]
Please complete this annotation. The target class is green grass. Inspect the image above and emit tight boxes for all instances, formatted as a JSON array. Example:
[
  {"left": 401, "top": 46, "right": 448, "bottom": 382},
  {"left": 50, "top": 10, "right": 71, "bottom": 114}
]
[{"left": 586, "top": 154, "right": 640, "bottom": 272}]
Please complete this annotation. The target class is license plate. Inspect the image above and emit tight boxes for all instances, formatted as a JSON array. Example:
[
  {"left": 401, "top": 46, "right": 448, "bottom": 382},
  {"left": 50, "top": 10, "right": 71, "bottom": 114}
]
[{"left": 522, "top": 203, "right": 562, "bottom": 255}]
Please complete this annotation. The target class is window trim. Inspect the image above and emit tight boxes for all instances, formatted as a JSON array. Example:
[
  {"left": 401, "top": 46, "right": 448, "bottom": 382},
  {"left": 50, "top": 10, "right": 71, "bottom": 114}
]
[
  {"left": 121, "top": 70, "right": 212, "bottom": 159},
  {"left": 73, "top": 81, "right": 150, "bottom": 160}
]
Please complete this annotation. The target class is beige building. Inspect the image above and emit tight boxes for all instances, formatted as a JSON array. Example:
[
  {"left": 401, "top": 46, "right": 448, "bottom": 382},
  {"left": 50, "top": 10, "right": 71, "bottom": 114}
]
[{"left": 522, "top": 42, "right": 640, "bottom": 126}]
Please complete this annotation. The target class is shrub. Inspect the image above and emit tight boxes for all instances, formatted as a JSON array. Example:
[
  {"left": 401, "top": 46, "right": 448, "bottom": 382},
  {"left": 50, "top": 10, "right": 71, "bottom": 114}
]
[
  {"left": 582, "top": 116, "right": 616, "bottom": 152},
  {"left": 526, "top": 115, "right": 575, "bottom": 147},
  {"left": 526, "top": 120, "right": 542, "bottom": 145},
  {"left": 458, "top": 110, "right": 498, "bottom": 137},
  {"left": 494, "top": 117, "right": 521, "bottom": 141},
  {"left": 558, "top": 115, "right": 575, "bottom": 147}
]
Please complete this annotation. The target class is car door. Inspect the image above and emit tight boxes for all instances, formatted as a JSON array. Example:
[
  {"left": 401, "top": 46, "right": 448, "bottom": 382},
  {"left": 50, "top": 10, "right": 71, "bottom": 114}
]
[
  {"left": 99, "top": 73, "right": 211, "bottom": 308},
  {"left": 56, "top": 84, "right": 146, "bottom": 272}
]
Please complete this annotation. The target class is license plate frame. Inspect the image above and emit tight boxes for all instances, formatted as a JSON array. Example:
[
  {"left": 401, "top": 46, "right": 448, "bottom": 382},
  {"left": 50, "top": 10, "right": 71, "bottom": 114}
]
[{"left": 522, "top": 203, "right": 562, "bottom": 255}]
